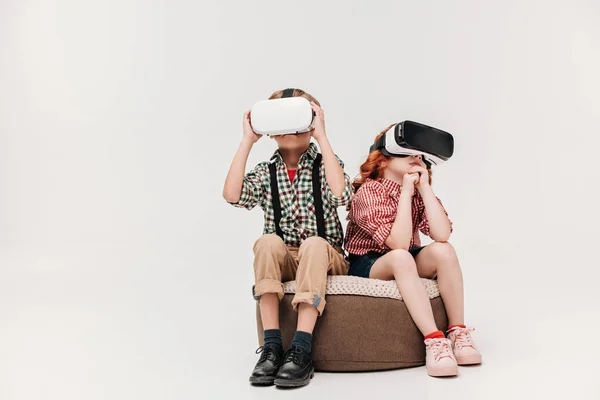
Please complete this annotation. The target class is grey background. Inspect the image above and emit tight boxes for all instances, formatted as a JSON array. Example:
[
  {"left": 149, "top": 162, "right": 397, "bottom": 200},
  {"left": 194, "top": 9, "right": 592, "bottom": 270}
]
[{"left": 1, "top": 0, "right": 599, "bottom": 399}]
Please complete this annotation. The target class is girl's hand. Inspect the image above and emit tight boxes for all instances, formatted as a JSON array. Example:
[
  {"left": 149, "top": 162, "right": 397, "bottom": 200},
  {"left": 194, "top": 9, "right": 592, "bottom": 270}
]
[
  {"left": 310, "top": 102, "right": 326, "bottom": 141},
  {"left": 242, "top": 111, "right": 262, "bottom": 144},
  {"left": 402, "top": 172, "right": 419, "bottom": 196},
  {"left": 409, "top": 165, "right": 430, "bottom": 190}
]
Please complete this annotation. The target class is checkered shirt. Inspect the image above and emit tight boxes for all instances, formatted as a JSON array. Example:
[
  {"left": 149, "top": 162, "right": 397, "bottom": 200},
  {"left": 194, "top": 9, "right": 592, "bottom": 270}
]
[
  {"left": 344, "top": 177, "right": 452, "bottom": 256},
  {"left": 228, "top": 143, "right": 352, "bottom": 252}
]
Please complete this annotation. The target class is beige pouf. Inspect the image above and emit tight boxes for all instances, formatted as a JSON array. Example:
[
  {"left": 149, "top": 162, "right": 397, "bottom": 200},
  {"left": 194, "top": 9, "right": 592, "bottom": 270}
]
[{"left": 256, "top": 275, "right": 448, "bottom": 372}]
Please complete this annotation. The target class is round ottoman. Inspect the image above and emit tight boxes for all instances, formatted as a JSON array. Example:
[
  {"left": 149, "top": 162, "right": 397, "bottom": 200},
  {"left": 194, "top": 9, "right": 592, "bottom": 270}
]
[{"left": 255, "top": 275, "right": 448, "bottom": 372}]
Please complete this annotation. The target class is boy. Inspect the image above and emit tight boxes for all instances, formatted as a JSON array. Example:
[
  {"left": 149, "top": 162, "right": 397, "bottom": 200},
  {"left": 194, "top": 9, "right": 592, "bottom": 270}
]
[{"left": 222, "top": 88, "right": 352, "bottom": 388}]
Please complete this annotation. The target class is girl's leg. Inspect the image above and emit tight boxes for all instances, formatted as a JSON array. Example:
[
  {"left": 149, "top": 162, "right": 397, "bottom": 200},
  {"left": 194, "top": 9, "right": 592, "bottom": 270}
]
[
  {"left": 369, "top": 249, "right": 439, "bottom": 336},
  {"left": 370, "top": 248, "right": 460, "bottom": 376},
  {"left": 414, "top": 242, "right": 464, "bottom": 326},
  {"left": 415, "top": 242, "right": 481, "bottom": 365}
]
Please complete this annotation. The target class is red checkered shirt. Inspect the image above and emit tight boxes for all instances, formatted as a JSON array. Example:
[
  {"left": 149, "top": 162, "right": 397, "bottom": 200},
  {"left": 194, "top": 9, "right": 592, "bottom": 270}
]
[{"left": 344, "top": 178, "right": 452, "bottom": 256}]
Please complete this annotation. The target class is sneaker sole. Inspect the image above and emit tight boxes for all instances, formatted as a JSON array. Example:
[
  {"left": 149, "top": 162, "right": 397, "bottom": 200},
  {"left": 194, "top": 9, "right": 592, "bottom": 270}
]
[
  {"left": 274, "top": 369, "right": 315, "bottom": 388},
  {"left": 249, "top": 376, "right": 276, "bottom": 386},
  {"left": 457, "top": 354, "right": 482, "bottom": 365},
  {"left": 427, "top": 365, "right": 458, "bottom": 377}
]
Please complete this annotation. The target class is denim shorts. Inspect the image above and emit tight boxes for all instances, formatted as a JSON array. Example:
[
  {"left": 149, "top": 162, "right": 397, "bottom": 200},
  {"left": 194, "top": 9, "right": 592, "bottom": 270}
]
[{"left": 346, "top": 247, "right": 425, "bottom": 279}]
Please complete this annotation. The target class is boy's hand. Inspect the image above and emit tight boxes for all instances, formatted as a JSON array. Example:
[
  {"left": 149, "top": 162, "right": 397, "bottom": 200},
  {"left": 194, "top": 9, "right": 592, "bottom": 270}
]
[
  {"left": 310, "top": 102, "right": 327, "bottom": 142},
  {"left": 242, "top": 111, "right": 262, "bottom": 144}
]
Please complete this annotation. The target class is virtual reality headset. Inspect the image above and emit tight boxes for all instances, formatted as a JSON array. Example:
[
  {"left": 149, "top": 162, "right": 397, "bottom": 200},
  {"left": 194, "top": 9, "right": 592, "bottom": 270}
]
[
  {"left": 249, "top": 88, "right": 315, "bottom": 136},
  {"left": 369, "top": 121, "right": 454, "bottom": 166}
]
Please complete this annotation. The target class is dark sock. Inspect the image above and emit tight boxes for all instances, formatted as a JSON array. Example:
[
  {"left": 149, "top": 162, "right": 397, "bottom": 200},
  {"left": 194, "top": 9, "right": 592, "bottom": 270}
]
[
  {"left": 264, "top": 329, "right": 282, "bottom": 349},
  {"left": 291, "top": 330, "right": 313, "bottom": 353}
]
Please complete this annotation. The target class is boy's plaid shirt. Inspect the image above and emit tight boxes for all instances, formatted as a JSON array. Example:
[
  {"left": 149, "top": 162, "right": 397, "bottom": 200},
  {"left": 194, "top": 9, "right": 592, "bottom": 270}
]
[{"left": 228, "top": 143, "right": 352, "bottom": 252}]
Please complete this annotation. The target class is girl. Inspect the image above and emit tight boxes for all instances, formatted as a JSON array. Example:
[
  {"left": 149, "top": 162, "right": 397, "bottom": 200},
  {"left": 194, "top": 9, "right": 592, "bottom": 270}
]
[{"left": 344, "top": 124, "right": 481, "bottom": 377}]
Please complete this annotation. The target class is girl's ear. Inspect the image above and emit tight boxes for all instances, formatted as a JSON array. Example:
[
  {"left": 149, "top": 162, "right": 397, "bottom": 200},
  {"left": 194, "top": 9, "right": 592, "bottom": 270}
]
[{"left": 379, "top": 161, "right": 387, "bottom": 169}]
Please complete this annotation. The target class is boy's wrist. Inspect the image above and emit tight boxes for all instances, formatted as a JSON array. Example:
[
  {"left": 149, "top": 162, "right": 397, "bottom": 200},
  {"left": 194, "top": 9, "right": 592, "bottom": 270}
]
[
  {"left": 314, "top": 134, "right": 329, "bottom": 146},
  {"left": 240, "top": 137, "right": 255, "bottom": 147}
]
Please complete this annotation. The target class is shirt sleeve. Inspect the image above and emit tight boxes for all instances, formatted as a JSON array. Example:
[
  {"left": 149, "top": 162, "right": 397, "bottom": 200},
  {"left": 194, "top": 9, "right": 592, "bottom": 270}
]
[
  {"left": 418, "top": 196, "right": 453, "bottom": 237},
  {"left": 227, "top": 163, "right": 267, "bottom": 210},
  {"left": 324, "top": 155, "right": 353, "bottom": 207},
  {"left": 351, "top": 182, "right": 396, "bottom": 247}
]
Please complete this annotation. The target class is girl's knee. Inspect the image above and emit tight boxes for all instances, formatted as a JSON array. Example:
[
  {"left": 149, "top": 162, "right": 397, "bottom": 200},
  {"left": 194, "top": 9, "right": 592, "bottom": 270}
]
[
  {"left": 427, "top": 242, "right": 458, "bottom": 264},
  {"left": 387, "top": 249, "right": 418, "bottom": 276}
]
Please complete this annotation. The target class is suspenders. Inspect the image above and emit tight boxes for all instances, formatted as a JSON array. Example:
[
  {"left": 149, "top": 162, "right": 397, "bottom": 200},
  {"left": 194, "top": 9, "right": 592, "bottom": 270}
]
[
  {"left": 311, "top": 154, "right": 326, "bottom": 238},
  {"left": 268, "top": 153, "right": 326, "bottom": 241},
  {"left": 268, "top": 159, "right": 285, "bottom": 239}
]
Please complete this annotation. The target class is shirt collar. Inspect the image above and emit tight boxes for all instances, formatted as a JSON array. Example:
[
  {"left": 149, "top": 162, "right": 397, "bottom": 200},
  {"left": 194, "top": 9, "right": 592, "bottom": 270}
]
[
  {"left": 271, "top": 142, "right": 319, "bottom": 165},
  {"left": 374, "top": 177, "right": 403, "bottom": 197}
]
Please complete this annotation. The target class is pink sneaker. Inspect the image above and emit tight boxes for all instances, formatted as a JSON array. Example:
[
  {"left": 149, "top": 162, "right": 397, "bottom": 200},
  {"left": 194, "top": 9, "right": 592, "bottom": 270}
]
[
  {"left": 447, "top": 327, "right": 482, "bottom": 365},
  {"left": 424, "top": 338, "right": 458, "bottom": 377}
]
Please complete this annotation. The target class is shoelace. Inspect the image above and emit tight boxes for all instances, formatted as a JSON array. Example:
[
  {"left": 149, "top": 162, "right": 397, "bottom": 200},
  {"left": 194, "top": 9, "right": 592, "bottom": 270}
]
[
  {"left": 255, "top": 345, "right": 279, "bottom": 363},
  {"left": 283, "top": 346, "right": 304, "bottom": 366},
  {"left": 450, "top": 327, "right": 475, "bottom": 350},
  {"left": 426, "top": 339, "right": 454, "bottom": 362}
]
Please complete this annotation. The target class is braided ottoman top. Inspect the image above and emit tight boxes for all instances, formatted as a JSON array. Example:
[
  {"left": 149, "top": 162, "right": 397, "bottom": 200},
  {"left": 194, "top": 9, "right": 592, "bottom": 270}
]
[{"left": 283, "top": 275, "right": 440, "bottom": 300}]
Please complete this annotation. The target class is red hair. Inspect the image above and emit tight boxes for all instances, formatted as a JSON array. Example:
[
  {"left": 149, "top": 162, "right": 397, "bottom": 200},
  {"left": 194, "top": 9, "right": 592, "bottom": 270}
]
[{"left": 353, "top": 124, "right": 432, "bottom": 192}]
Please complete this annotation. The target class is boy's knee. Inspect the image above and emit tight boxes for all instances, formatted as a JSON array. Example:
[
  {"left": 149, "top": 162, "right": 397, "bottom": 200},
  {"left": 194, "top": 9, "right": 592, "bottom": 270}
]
[
  {"left": 253, "top": 234, "right": 286, "bottom": 253},
  {"left": 298, "top": 236, "right": 328, "bottom": 254}
]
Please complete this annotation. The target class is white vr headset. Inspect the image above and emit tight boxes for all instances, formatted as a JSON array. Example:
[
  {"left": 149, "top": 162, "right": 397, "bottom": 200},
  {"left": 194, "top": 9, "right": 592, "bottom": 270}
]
[
  {"left": 370, "top": 121, "right": 454, "bottom": 166},
  {"left": 250, "top": 88, "right": 315, "bottom": 136}
]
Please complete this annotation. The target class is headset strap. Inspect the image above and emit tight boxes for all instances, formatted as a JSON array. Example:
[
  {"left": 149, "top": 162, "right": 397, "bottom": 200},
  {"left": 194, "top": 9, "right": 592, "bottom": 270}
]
[
  {"left": 370, "top": 134, "right": 386, "bottom": 153},
  {"left": 282, "top": 88, "right": 294, "bottom": 98}
]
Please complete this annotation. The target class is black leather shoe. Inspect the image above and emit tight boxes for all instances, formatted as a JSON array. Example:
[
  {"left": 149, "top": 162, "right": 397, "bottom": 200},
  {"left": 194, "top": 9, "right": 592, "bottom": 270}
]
[
  {"left": 249, "top": 345, "right": 284, "bottom": 386},
  {"left": 274, "top": 346, "right": 314, "bottom": 388}
]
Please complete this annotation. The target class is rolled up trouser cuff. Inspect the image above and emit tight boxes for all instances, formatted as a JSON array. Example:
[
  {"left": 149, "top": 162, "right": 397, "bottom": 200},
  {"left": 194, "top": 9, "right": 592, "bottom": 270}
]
[
  {"left": 253, "top": 279, "right": 285, "bottom": 301},
  {"left": 291, "top": 292, "right": 326, "bottom": 316}
]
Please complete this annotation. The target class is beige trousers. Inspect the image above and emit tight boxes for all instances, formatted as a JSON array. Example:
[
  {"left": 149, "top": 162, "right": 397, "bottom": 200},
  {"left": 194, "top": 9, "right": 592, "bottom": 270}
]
[{"left": 252, "top": 234, "right": 348, "bottom": 315}]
